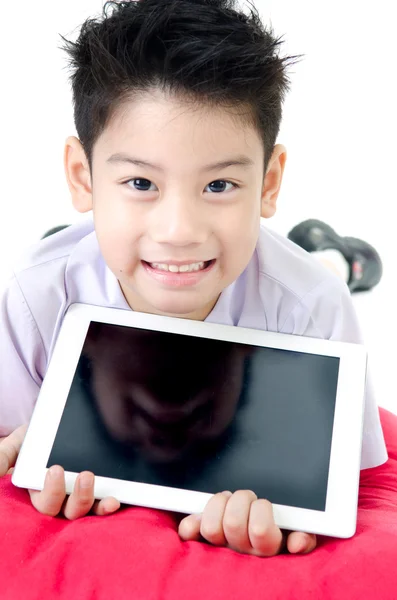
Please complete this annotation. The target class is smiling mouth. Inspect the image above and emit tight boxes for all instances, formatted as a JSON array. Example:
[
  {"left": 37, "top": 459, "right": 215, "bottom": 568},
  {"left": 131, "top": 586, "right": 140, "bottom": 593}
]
[{"left": 143, "top": 260, "right": 214, "bottom": 273}]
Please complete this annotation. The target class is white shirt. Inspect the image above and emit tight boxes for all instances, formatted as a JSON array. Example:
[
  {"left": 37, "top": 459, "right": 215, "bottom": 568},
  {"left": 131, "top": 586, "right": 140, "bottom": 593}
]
[{"left": 0, "top": 219, "right": 387, "bottom": 469}]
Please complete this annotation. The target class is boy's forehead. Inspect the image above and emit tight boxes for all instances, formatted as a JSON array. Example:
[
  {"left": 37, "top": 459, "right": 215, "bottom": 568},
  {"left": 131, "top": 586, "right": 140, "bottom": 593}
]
[{"left": 94, "top": 91, "right": 264, "bottom": 166}]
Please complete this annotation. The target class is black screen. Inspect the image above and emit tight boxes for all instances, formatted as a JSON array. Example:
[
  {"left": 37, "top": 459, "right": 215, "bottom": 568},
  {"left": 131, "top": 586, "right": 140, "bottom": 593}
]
[{"left": 48, "top": 322, "right": 340, "bottom": 511}]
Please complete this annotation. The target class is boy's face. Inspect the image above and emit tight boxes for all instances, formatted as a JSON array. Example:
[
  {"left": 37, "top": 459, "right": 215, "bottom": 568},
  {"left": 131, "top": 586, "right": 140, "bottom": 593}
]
[{"left": 66, "top": 90, "right": 286, "bottom": 320}]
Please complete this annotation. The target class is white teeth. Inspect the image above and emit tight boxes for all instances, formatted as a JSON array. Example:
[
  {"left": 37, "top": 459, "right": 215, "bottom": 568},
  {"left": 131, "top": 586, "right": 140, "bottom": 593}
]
[{"left": 150, "top": 261, "right": 206, "bottom": 273}]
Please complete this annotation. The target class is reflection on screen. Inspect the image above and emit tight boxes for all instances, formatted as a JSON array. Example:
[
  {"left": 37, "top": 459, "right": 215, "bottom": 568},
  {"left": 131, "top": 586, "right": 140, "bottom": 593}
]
[{"left": 47, "top": 322, "right": 340, "bottom": 511}]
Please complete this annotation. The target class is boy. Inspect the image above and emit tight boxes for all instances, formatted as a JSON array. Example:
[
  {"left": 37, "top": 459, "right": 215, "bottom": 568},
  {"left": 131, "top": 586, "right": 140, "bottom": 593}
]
[{"left": 0, "top": 0, "right": 387, "bottom": 557}]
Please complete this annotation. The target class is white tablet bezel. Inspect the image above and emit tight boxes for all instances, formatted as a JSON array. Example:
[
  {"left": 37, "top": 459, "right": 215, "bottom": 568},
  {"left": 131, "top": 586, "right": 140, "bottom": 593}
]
[{"left": 12, "top": 303, "right": 367, "bottom": 538}]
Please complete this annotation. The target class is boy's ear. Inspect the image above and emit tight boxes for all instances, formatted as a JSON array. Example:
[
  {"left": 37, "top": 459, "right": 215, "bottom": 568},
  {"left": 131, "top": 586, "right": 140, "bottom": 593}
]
[
  {"left": 260, "top": 144, "right": 287, "bottom": 219},
  {"left": 64, "top": 136, "right": 93, "bottom": 213}
]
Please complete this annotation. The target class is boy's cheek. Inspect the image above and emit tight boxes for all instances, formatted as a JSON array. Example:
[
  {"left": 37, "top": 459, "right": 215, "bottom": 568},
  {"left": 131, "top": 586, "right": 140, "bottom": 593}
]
[{"left": 95, "top": 229, "right": 141, "bottom": 274}]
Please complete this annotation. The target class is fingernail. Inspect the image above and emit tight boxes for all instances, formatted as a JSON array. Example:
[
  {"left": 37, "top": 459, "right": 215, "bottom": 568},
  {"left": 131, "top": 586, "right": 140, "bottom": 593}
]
[
  {"left": 48, "top": 465, "right": 63, "bottom": 478},
  {"left": 103, "top": 499, "right": 119, "bottom": 514},
  {"left": 295, "top": 536, "right": 309, "bottom": 553},
  {"left": 222, "top": 490, "right": 233, "bottom": 498},
  {"left": 79, "top": 472, "right": 94, "bottom": 489}
]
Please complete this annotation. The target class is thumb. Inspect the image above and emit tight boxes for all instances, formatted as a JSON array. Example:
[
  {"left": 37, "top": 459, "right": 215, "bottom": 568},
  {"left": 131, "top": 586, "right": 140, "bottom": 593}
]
[
  {"left": 178, "top": 513, "right": 202, "bottom": 541},
  {"left": 0, "top": 424, "right": 28, "bottom": 477},
  {"left": 0, "top": 450, "right": 9, "bottom": 477}
]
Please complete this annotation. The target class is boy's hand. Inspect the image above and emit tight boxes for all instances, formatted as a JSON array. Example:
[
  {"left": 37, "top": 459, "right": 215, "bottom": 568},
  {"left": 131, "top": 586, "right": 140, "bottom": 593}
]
[
  {"left": 178, "top": 490, "right": 317, "bottom": 556},
  {"left": 0, "top": 425, "right": 120, "bottom": 519},
  {"left": 28, "top": 466, "right": 120, "bottom": 519}
]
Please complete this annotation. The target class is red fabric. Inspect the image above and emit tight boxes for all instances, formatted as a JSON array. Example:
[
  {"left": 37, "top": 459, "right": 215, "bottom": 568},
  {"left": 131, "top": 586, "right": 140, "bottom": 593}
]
[{"left": 1, "top": 408, "right": 397, "bottom": 600}]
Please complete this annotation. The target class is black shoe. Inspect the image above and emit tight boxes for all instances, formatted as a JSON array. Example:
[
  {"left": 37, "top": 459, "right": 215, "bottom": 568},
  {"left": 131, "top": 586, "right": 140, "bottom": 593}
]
[
  {"left": 287, "top": 219, "right": 383, "bottom": 293},
  {"left": 41, "top": 225, "right": 70, "bottom": 239}
]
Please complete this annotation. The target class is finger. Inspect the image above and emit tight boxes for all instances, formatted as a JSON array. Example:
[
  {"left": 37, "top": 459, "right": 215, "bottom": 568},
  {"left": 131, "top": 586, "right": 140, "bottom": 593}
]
[
  {"left": 0, "top": 452, "right": 9, "bottom": 477},
  {"left": 200, "top": 491, "right": 233, "bottom": 546},
  {"left": 178, "top": 513, "right": 202, "bottom": 541},
  {"left": 222, "top": 490, "right": 257, "bottom": 553},
  {"left": 286, "top": 531, "right": 317, "bottom": 554},
  {"left": 29, "top": 465, "right": 66, "bottom": 516},
  {"left": 0, "top": 424, "right": 28, "bottom": 476},
  {"left": 247, "top": 499, "right": 284, "bottom": 556},
  {"left": 62, "top": 472, "right": 95, "bottom": 520},
  {"left": 92, "top": 496, "right": 121, "bottom": 516}
]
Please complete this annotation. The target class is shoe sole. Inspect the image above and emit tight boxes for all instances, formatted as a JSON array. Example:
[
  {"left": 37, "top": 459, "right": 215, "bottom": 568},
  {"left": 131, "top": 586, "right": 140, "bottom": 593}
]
[{"left": 288, "top": 219, "right": 382, "bottom": 292}]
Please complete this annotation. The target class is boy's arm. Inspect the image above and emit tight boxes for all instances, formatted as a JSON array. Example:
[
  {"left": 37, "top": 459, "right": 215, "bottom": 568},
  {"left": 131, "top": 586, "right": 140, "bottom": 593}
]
[
  {"left": 0, "top": 277, "right": 122, "bottom": 519},
  {"left": 0, "top": 278, "right": 45, "bottom": 437},
  {"left": 280, "top": 276, "right": 387, "bottom": 470}
]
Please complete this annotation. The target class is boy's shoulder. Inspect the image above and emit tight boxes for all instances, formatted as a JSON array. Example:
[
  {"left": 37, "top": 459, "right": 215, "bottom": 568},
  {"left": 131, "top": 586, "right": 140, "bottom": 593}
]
[
  {"left": 232, "top": 224, "right": 352, "bottom": 336},
  {"left": 256, "top": 223, "right": 341, "bottom": 297},
  {"left": 13, "top": 219, "right": 96, "bottom": 274},
  {"left": 12, "top": 217, "right": 127, "bottom": 311},
  {"left": 10, "top": 219, "right": 126, "bottom": 354}
]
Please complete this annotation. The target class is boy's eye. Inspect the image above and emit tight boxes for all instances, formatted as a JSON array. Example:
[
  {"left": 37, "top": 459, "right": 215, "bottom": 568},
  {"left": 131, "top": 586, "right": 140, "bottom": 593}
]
[
  {"left": 124, "top": 178, "right": 236, "bottom": 193},
  {"left": 126, "top": 178, "right": 158, "bottom": 192},
  {"left": 204, "top": 180, "right": 235, "bottom": 193}
]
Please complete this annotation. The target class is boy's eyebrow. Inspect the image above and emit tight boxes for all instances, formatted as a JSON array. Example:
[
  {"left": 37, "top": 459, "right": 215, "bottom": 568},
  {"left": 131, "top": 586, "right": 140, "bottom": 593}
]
[{"left": 106, "top": 153, "right": 255, "bottom": 172}]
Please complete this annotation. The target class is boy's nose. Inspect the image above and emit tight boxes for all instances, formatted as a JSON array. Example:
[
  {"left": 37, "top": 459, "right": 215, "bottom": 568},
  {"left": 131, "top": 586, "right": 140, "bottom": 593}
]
[{"left": 149, "top": 195, "right": 207, "bottom": 246}]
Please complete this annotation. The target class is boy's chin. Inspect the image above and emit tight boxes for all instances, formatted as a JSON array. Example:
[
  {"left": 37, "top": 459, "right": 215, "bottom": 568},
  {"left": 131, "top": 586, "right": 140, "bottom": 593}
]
[
  {"left": 119, "top": 281, "right": 218, "bottom": 320},
  {"left": 142, "top": 295, "right": 217, "bottom": 321},
  {"left": 150, "top": 302, "right": 210, "bottom": 321}
]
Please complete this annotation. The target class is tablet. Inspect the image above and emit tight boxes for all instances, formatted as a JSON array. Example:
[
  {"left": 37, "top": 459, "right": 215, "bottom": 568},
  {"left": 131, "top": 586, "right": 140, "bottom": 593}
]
[{"left": 12, "top": 303, "right": 367, "bottom": 538}]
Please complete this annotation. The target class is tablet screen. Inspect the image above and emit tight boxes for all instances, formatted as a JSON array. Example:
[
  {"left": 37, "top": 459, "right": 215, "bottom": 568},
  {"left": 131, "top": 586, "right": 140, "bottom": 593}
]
[{"left": 47, "top": 321, "right": 340, "bottom": 511}]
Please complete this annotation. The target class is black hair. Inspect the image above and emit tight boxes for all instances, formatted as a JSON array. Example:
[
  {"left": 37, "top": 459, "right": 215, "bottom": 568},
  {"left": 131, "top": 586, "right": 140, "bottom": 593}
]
[{"left": 62, "top": 0, "right": 298, "bottom": 171}]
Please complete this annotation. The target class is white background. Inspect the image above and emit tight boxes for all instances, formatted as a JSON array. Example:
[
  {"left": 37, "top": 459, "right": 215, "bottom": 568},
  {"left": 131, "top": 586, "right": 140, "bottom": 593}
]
[{"left": 0, "top": 1, "right": 396, "bottom": 413}]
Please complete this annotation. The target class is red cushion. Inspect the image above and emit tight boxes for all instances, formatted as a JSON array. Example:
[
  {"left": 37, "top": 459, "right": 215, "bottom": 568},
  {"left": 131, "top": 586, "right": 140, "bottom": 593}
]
[{"left": 2, "top": 408, "right": 397, "bottom": 600}]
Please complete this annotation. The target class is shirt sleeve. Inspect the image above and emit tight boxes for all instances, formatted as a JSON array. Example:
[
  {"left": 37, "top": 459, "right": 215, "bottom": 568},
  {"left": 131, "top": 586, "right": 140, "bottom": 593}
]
[
  {"left": 280, "top": 276, "right": 388, "bottom": 470},
  {"left": 0, "top": 275, "right": 46, "bottom": 436}
]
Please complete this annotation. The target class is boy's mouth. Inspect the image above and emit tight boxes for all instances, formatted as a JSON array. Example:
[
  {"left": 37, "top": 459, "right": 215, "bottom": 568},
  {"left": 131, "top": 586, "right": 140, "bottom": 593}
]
[
  {"left": 141, "top": 259, "right": 215, "bottom": 287},
  {"left": 144, "top": 260, "right": 213, "bottom": 273}
]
